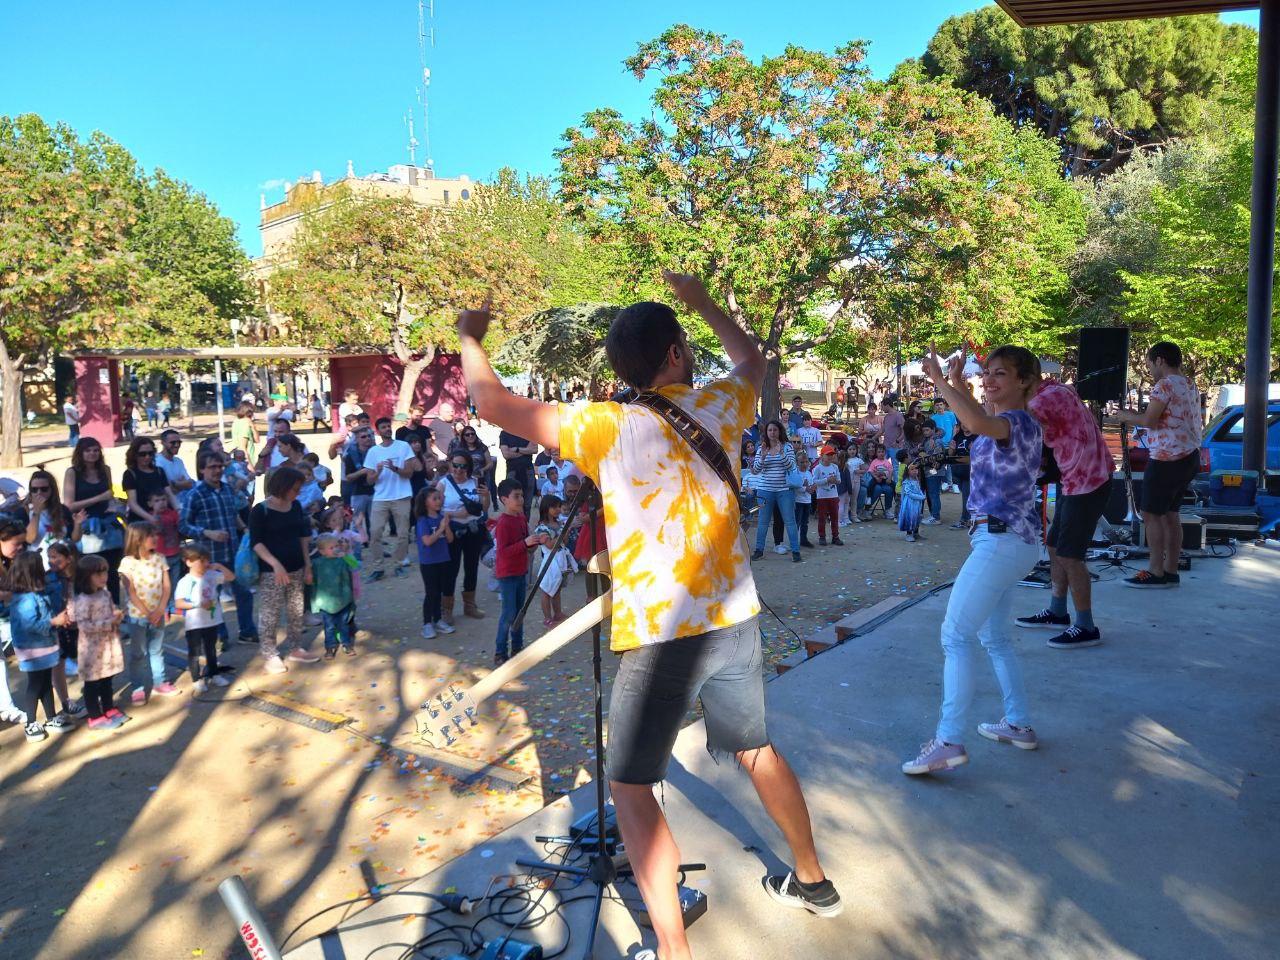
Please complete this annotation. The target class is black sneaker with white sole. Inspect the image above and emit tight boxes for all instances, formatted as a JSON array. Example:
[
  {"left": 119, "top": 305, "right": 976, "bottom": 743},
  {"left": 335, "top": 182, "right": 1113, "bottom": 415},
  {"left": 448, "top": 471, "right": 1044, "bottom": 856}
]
[
  {"left": 1015, "top": 609, "right": 1070, "bottom": 630},
  {"left": 763, "top": 871, "right": 843, "bottom": 918},
  {"left": 1046, "top": 625, "right": 1102, "bottom": 649}
]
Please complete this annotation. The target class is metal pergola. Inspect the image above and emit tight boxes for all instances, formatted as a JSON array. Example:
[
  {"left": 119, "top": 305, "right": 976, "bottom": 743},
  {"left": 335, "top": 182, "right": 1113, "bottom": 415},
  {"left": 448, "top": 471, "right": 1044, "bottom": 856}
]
[{"left": 997, "top": 0, "right": 1276, "bottom": 475}]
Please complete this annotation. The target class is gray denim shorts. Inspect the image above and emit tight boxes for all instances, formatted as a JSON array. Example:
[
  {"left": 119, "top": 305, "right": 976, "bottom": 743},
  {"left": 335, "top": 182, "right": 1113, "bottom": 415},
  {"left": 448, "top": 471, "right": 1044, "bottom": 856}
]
[{"left": 605, "top": 618, "right": 770, "bottom": 785}]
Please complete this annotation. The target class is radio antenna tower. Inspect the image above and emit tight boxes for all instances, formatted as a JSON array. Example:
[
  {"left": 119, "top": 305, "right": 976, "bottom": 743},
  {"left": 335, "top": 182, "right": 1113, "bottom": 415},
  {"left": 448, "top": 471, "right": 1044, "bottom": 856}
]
[{"left": 417, "top": 0, "right": 434, "bottom": 170}]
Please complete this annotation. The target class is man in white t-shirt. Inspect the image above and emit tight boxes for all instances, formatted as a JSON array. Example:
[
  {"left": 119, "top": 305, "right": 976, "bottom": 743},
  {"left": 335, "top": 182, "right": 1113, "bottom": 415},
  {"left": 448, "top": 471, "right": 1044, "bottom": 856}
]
[
  {"left": 156, "top": 429, "right": 195, "bottom": 507},
  {"left": 337, "top": 389, "right": 363, "bottom": 424},
  {"left": 63, "top": 398, "right": 80, "bottom": 447},
  {"left": 361, "top": 416, "right": 417, "bottom": 581},
  {"left": 265, "top": 395, "right": 294, "bottom": 433}
]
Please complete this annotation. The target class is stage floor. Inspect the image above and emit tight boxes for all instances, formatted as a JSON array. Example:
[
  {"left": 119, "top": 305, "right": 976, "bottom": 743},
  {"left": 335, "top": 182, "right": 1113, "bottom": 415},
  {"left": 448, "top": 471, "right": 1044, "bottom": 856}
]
[{"left": 286, "top": 541, "right": 1280, "bottom": 960}]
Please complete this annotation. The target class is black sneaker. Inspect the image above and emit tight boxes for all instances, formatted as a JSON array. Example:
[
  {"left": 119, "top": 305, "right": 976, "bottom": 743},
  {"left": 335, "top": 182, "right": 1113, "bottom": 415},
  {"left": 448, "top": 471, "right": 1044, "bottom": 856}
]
[
  {"left": 831, "top": 537, "right": 844, "bottom": 546},
  {"left": 323, "top": 648, "right": 337, "bottom": 660},
  {"left": 236, "top": 632, "right": 260, "bottom": 646},
  {"left": 1164, "top": 572, "right": 1181, "bottom": 586},
  {"left": 1015, "top": 609, "right": 1070, "bottom": 630},
  {"left": 800, "top": 540, "right": 815, "bottom": 548},
  {"left": 1124, "top": 571, "right": 1171, "bottom": 589},
  {"left": 792, "top": 552, "right": 804, "bottom": 563},
  {"left": 763, "top": 872, "right": 843, "bottom": 918},
  {"left": 818, "top": 538, "right": 827, "bottom": 546},
  {"left": 750, "top": 550, "right": 764, "bottom": 561},
  {"left": 1047, "top": 625, "right": 1103, "bottom": 649}
]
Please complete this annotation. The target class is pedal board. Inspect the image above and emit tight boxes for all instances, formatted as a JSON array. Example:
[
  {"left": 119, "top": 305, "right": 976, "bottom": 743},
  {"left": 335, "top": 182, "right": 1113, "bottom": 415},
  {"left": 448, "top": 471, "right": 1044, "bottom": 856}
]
[{"left": 633, "top": 885, "right": 708, "bottom": 929}]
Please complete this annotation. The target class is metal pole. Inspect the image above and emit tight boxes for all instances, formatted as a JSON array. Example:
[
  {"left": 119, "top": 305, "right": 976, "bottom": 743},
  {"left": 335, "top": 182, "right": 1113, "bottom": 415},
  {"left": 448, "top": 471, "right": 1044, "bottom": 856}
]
[
  {"left": 1245, "top": 0, "right": 1280, "bottom": 475},
  {"left": 214, "top": 357, "right": 226, "bottom": 441},
  {"left": 217, "top": 875, "right": 284, "bottom": 960}
]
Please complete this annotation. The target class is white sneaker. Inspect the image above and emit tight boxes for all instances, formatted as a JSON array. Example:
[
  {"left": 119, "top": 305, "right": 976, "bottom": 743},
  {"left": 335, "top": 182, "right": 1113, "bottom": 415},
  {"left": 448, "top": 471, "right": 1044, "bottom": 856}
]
[
  {"left": 922, "top": 517, "right": 941, "bottom": 525},
  {"left": 434, "top": 620, "right": 456, "bottom": 635},
  {"left": 192, "top": 678, "right": 209, "bottom": 694},
  {"left": 287, "top": 648, "right": 321, "bottom": 663},
  {"left": 773, "top": 544, "right": 788, "bottom": 555},
  {"left": 264, "top": 656, "right": 288, "bottom": 675},
  {"left": 211, "top": 674, "right": 232, "bottom": 687},
  {"left": 421, "top": 622, "right": 437, "bottom": 639}
]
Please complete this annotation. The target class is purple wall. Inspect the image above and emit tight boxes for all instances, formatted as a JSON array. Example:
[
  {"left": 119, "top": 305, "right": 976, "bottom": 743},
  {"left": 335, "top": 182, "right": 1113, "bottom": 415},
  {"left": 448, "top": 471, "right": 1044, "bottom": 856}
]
[
  {"left": 74, "top": 357, "right": 122, "bottom": 447},
  {"left": 327, "top": 352, "right": 465, "bottom": 425}
]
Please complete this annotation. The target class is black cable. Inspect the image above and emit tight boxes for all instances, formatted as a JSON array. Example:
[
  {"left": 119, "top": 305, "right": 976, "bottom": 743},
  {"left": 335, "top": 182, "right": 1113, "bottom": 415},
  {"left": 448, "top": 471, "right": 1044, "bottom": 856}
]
[{"left": 756, "top": 592, "right": 803, "bottom": 646}]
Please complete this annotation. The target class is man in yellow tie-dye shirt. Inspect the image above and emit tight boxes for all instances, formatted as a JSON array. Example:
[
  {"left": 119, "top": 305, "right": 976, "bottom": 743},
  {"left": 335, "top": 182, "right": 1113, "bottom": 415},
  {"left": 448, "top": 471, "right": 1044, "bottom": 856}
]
[{"left": 458, "top": 272, "right": 840, "bottom": 960}]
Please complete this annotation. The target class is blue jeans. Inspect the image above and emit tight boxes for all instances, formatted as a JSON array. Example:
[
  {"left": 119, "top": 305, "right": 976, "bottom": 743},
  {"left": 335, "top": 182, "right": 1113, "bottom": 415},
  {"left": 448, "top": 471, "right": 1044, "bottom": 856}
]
[
  {"left": 68, "top": 425, "right": 79, "bottom": 448},
  {"left": 936, "top": 529, "right": 1040, "bottom": 744},
  {"left": 925, "top": 474, "right": 942, "bottom": 520},
  {"left": 795, "top": 501, "right": 811, "bottom": 541},
  {"left": 321, "top": 605, "right": 354, "bottom": 650},
  {"left": 754, "top": 488, "right": 799, "bottom": 553},
  {"left": 126, "top": 616, "right": 167, "bottom": 693},
  {"left": 496, "top": 575, "right": 526, "bottom": 657},
  {"left": 865, "top": 479, "right": 894, "bottom": 515}
]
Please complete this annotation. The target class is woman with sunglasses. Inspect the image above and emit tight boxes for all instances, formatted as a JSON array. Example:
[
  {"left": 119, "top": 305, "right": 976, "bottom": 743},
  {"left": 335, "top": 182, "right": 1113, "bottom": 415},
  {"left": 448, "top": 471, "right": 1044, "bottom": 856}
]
[
  {"left": 122, "top": 436, "right": 176, "bottom": 523},
  {"left": 64, "top": 437, "right": 126, "bottom": 600},
  {"left": 440, "top": 455, "right": 491, "bottom": 624},
  {"left": 448, "top": 424, "right": 492, "bottom": 482},
  {"left": 25, "top": 470, "right": 85, "bottom": 563}
]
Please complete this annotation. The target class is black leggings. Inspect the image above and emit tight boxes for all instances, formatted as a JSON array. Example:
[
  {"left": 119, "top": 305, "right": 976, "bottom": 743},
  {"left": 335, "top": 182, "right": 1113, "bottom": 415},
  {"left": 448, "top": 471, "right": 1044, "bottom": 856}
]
[
  {"left": 83, "top": 676, "right": 115, "bottom": 719},
  {"left": 24, "top": 668, "right": 56, "bottom": 723},
  {"left": 419, "top": 560, "right": 448, "bottom": 624},
  {"left": 444, "top": 528, "right": 485, "bottom": 596},
  {"left": 187, "top": 626, "right": 219, "bottom": 681}
]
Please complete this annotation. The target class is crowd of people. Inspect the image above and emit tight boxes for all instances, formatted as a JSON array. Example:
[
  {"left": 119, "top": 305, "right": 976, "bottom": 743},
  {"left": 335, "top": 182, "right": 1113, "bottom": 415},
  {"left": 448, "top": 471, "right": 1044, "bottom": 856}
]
[
  {"left": 0, "top": 380, "right": 610, "bottom": 740},
  {"left": 741, "top": 393, "right": 972, "bottom": 556}
]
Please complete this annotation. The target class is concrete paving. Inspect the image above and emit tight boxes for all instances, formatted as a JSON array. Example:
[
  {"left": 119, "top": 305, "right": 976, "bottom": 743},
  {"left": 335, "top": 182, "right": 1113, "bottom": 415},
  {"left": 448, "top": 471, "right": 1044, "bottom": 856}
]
[{"left": 286, "top": 541, "right": 1280, "bottom": 960}]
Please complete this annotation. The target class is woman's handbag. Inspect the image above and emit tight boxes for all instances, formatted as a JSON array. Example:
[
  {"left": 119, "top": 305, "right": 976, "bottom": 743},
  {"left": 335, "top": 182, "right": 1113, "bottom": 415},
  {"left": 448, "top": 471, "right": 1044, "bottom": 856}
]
[{"left": 78, "top": 513, "right": 124, "bottom": 554}]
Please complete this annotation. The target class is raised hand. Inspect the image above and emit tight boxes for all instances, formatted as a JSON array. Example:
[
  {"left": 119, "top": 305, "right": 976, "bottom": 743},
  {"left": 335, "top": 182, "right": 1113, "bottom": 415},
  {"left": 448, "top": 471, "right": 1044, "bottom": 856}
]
[
  {"left": 921, "top": 344, "right": 946, "bottom": 386},
  {"left": 662, "top": 270, "right": 710, "bottom": 309},
  {"left": 457, "top": 300, "right": 493, "bottom": 343},
  {"left": 945, "top": 352, "right": 965, "bottom": 386}
]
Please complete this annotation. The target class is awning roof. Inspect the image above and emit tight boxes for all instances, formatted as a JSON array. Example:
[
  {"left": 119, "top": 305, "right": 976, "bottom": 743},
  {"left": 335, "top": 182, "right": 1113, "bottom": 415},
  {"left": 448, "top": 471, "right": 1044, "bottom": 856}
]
[
  {"left": 68, "top": 347, "right": 382, "bottom": 362},
  {"left": 996, "top": 0, "right": 1258, "bottom": 26}
]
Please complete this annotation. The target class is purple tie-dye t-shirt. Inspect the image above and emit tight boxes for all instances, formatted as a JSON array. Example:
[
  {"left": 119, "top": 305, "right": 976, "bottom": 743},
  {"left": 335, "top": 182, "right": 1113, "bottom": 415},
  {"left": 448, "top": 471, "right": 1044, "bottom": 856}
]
[{"left": 966, "top": 410, "right": 1043, "bottom": 545}]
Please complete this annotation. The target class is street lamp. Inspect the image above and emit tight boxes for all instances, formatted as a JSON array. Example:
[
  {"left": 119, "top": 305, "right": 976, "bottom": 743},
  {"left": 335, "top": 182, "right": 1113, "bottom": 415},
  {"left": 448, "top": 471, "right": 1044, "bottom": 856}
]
[{"left": 230, "top": 317, "right": 241, "bottom": 348}]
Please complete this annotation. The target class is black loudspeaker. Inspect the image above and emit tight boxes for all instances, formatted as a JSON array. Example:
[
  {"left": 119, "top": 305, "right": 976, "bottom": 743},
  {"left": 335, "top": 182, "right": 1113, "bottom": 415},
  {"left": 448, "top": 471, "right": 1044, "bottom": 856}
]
[{"left": 1076, "top": 327, "right": 1130, "bottom": 404}]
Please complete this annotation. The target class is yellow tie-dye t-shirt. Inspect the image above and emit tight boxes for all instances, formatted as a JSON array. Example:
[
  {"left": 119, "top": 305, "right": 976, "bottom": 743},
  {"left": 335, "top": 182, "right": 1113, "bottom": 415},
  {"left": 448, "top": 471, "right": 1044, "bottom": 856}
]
[{"left": 558, "top": 374, "right": 760, "bottom": 652}]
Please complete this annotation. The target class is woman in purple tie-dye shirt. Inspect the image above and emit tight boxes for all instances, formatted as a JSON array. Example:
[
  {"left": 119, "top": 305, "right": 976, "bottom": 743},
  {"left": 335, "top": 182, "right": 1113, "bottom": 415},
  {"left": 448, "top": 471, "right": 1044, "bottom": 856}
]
[{"left": 902, "top": 344, "right": 1045, "bottom": 776}]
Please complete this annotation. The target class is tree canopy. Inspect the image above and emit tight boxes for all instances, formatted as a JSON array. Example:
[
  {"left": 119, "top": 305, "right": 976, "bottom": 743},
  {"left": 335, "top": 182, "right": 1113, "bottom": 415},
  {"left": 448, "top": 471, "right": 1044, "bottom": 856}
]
[
  {"left": 558, "top": 26, "right": 1083, "bottom": 417},
  {"left": 921, "top": 5, "right": 1256, "bottom": 177},
  {"left": 267, "top": 187, "right": 544, "bottom": 410}
]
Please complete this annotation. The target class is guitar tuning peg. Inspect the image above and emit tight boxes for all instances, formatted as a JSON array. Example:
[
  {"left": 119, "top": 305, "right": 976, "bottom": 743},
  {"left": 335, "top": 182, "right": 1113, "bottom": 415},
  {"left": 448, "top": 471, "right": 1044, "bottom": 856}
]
[
  {"left": 463, "top": 706, "right": 478, "bottom": 727},
  {"left": 425, "top": 703, "right": 440, "bottom": 720},
  {"left": 439, "top": 725, "right": 457, "bottom": 747}
]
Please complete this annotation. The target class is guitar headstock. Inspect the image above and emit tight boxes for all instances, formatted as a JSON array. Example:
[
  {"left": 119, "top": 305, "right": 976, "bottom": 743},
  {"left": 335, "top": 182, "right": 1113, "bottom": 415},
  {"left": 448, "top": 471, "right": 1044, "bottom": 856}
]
[{"left": 417, "top": 684, "right": 480, "bottom": 748}]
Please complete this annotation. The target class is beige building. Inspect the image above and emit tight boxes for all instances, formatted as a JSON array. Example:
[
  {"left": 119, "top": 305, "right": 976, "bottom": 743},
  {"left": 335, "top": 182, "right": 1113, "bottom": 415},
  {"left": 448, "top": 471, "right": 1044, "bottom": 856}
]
[{"left": 256, "top": 161, "right": 475, "bottom": 264}]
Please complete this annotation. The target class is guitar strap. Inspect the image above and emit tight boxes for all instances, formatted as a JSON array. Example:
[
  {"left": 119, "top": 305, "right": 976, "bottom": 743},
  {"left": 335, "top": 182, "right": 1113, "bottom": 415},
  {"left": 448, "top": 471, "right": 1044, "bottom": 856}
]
[{"left": 628, "top": 390, "right": 742, "bottom": 503}]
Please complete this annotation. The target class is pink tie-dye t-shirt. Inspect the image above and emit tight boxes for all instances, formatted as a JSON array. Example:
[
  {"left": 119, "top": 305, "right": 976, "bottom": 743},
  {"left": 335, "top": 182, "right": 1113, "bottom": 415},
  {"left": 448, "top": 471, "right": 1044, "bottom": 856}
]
[{"left": 1148, "top": 374, "right": 1202, "bottom": 461}]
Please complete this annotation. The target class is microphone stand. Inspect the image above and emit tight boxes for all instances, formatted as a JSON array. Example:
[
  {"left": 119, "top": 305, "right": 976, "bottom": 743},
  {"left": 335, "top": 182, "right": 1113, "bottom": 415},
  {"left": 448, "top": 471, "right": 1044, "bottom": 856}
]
[{"left": 499, "top": 478, "right": 619, "bottom": 956}]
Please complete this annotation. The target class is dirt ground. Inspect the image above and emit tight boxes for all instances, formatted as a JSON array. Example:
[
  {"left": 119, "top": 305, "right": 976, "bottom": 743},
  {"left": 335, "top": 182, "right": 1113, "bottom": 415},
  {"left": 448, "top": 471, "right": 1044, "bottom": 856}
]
[{"left": 0, "top": 456, "right": 973, "bottom": 959}]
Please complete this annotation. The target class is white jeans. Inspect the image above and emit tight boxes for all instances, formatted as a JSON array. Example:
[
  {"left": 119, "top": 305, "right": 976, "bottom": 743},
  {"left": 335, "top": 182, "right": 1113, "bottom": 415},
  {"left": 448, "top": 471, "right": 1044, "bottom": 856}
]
[
  {"left": 936, "top": 528, "right": 1039, "bottom": 745},
  {"left": 0, "top": 621, "right": 18, "bottom": 713}
]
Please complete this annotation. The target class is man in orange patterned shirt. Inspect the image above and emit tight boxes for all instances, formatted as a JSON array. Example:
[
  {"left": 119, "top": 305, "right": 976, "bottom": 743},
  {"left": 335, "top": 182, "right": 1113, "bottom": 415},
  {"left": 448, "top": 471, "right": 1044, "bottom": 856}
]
[{"left": 457, "top": 272, "right": 840, "bottom": 960}]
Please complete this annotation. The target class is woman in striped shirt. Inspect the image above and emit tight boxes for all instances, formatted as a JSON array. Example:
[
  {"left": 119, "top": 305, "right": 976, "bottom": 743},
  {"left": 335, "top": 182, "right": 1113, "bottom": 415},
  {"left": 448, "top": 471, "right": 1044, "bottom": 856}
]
[{"left": 750, "top": 419, "right": 803, "bottom": 563}]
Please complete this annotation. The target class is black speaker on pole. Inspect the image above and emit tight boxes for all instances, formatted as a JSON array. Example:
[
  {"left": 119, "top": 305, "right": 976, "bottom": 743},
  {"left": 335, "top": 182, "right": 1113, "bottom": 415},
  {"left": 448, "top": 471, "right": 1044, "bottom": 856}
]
[{"left": 1076, "top": 327, "right": 1130, "bottom": 404}]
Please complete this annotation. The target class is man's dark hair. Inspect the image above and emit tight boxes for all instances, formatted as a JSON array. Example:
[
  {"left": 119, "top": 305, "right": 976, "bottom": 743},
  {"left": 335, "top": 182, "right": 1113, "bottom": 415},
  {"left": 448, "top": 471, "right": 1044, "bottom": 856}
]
[
  {"left": 375, "top": 416, "right": 392, "bottom": 429},
  {"left": 801, "top": 411, "right": 812, "bottom": 422},
  {"left": 344, "top": 413, "right": 359, "bottom": 425},
  {"left": 496, "top": 477, "right": 523, "bottom": 500},
  {"left": 605, "top": 302, "right": 682, "bottom": 389},
  {"left": 1147, "top": 341, "right": 1182, "bottom": 368},
  {"left": 357, "top": 412, "right": 371, "bottom": 423}
]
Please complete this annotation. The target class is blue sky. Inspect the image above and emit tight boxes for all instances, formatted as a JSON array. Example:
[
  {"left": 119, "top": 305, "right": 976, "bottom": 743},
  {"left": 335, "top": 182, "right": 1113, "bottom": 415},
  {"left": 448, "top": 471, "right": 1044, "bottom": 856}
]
[{"left": 1, "top": 2, "right": 1261, "bottom": 257}]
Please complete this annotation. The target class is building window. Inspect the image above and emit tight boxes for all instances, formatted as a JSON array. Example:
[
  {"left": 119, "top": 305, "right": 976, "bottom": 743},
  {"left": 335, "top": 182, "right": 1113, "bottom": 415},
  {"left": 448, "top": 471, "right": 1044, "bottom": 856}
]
[
  {"left": 443, "top": 189, "right": 450, "bottom": 204},
  {"left": 461, "top": 189, "right": 470, "bottom": 200}
]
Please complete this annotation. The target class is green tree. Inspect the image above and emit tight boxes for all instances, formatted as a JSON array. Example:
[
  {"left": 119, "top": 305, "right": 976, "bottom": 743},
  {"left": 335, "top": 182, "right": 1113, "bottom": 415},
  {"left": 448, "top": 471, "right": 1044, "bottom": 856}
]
[
  {"left": 268, "top": 188, "right": 541, "bottom": 411},
  {"left": 921, "top": 5, "right": 1256, "bottom": 177},
  {"left": 0, "top": 115, "right": 139, "bottom": 467},
  {"left": 1119, "top": 135, "right": 1280, "bottom": 384},
  {"left": 558, "top": 27, "right": 1083, "bottom": 417}
]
